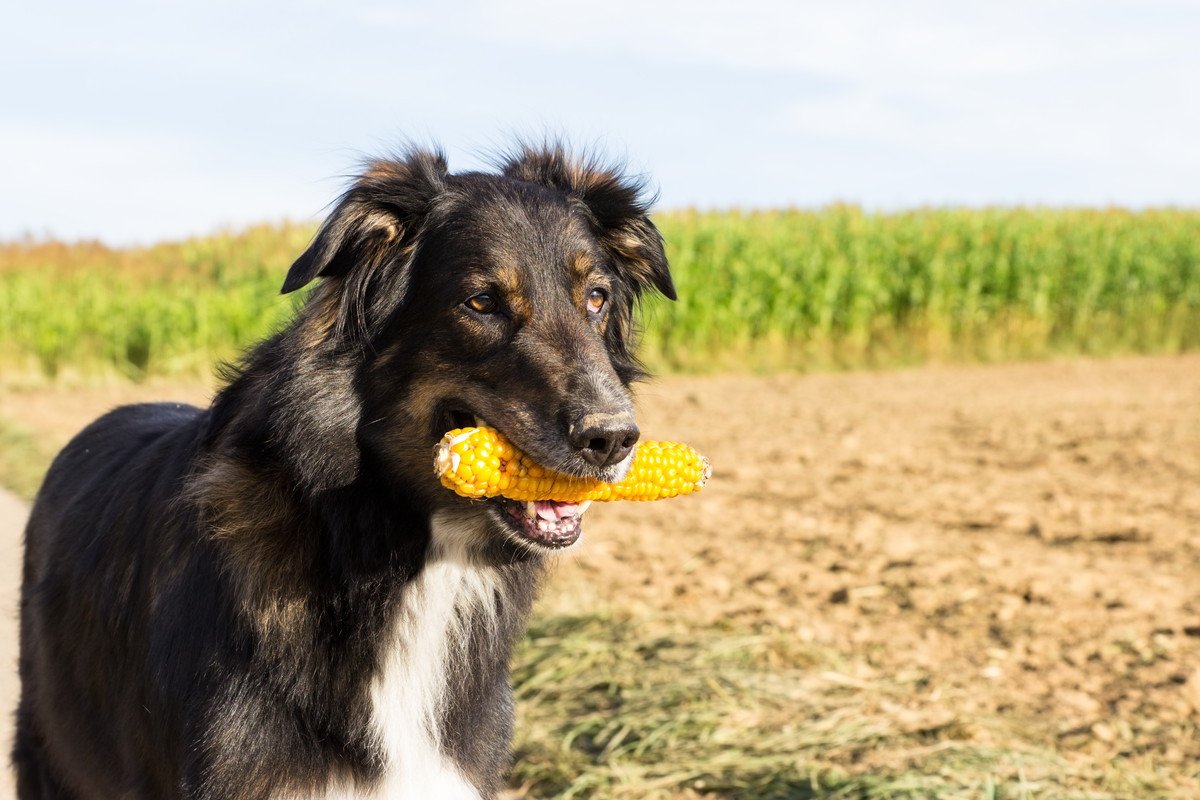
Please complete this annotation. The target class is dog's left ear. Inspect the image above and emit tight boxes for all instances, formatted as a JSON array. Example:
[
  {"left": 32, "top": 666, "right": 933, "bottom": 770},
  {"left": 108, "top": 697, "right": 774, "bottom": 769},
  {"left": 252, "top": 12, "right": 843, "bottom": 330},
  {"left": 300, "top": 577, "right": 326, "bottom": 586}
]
[
  {"left": 502, "top": 147, "right": 676, "bottom": 301},
  {"left": 282, "top": 150, "right": 448, "bottom": 294}
]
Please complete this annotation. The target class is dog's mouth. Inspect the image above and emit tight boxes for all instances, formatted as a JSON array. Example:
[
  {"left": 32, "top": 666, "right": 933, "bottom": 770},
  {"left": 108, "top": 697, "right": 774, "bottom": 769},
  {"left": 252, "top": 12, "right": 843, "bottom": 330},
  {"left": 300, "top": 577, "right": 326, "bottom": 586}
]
[
  {"left": 490, "top": 497, "right": 587, "bottom": 548},
  {"left": 441, "top": 407, "right": 587, "bottom": 549}
]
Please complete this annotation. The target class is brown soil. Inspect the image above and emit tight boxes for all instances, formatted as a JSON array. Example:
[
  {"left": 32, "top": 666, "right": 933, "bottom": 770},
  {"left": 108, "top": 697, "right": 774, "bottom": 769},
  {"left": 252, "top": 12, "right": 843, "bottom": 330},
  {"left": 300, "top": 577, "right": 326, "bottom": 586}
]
[
  {"left": 2, "top": 355, "right": 1198, "bottom": 793},
  {"left": 0, "top": 379, "right": 216, "bottom": 449},
  {"left": 553, "top": 354, "right": 1200, "bottom": 790}
]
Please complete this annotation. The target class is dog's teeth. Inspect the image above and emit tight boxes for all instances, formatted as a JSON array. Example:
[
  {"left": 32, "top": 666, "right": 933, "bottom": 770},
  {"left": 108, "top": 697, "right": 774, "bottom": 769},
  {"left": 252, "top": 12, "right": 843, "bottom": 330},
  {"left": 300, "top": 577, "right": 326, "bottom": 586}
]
[
  {"left": 525, "top": 501, "right": 537, "bottom": 519},
  {"left": 473, "top": 416, "right": 486, "bottom": 428},
  {"left": 578, "top": 500, "right": 592, "bottom": 513}
]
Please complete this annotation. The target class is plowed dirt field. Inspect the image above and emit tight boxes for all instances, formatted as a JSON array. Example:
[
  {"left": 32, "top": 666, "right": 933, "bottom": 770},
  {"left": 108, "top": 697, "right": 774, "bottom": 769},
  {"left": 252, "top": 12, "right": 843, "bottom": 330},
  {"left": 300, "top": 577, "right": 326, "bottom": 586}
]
[{"left": 1, "top": 354, "right": 1197, "bottom": 797}]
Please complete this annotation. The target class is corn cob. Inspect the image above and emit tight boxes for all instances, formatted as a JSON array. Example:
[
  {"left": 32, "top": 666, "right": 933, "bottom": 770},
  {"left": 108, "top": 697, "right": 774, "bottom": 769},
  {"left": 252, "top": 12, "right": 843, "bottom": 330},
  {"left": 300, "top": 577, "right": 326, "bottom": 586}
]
[{"left": 434, "top": 426, "right": 711, "bottom": 502}]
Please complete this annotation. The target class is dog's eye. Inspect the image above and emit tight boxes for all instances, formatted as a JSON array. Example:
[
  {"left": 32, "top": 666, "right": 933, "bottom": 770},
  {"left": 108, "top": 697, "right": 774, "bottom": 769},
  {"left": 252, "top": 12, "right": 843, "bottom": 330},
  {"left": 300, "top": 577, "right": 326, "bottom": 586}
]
[
  {"left": 465, "top": 293, "right": 499, "bottom": 314},
  {"left": 586, "top": 289, "right": 607, "bottom": 315}
]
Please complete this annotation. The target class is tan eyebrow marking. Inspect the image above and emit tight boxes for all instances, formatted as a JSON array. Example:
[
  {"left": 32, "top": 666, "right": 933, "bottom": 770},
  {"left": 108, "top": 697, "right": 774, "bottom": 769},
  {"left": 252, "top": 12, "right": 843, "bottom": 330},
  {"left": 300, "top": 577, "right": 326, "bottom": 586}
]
[
  {"left": 570, "top": 252, "right": 595, "bottom": 278},
  {"left": 493, "top": 263, "right": 530, "bottom": 317}
]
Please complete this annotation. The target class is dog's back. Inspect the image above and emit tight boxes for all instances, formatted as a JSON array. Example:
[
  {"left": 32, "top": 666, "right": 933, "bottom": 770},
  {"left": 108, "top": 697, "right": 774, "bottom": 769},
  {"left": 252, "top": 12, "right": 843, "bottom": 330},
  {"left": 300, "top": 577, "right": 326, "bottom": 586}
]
[
  {"left": 15, "top": 397, "right": 528, "bottom": 800},
  {"left": 16, "top": 402, "right": 209, "bottom": 797}
]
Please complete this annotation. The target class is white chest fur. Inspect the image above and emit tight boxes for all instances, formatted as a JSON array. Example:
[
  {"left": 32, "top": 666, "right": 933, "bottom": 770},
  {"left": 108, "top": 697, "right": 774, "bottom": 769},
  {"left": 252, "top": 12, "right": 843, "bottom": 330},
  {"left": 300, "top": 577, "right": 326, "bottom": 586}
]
[{"left": 287, "top": 513, "right": 498, "bottom": 800}]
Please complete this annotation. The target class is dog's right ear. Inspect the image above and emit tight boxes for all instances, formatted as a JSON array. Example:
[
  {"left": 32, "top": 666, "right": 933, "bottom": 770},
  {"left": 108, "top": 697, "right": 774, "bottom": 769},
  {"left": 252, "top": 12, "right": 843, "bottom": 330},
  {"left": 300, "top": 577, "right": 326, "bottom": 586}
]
[
  {"left": 501, "top": 144, "right": 676, "bottom": 302},
  {"left": 281, "top": 150, "right": 449, "bottom": 294}
]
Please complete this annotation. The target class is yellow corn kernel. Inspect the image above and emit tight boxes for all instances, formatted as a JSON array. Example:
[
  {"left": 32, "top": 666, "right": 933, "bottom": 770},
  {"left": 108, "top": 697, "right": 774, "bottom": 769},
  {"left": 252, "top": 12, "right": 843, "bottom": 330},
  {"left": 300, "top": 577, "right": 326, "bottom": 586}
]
[{"left": 433, "top": 426, "right": 711, "bottom": 502}]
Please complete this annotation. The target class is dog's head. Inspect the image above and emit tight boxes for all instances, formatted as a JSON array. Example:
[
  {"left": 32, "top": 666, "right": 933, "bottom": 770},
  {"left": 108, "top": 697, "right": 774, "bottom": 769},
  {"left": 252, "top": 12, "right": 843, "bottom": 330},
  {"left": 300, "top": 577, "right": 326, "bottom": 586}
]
[{"left": 281, "top": 145, "right": 675, "bottom": 551}]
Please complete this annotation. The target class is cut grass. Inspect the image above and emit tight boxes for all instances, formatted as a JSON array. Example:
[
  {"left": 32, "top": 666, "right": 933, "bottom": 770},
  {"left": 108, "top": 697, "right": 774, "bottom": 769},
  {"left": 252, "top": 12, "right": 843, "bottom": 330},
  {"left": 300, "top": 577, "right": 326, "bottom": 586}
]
[{"left": 508, "top": 612, "right": 1139, "bottom": 799}]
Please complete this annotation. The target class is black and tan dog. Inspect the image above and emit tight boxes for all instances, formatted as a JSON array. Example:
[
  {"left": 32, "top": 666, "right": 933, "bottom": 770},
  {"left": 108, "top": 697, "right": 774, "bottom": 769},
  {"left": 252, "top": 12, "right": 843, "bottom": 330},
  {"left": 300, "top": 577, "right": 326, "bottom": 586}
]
[{"left": 13, "top": 144, "right": 675, "bottom": 799}]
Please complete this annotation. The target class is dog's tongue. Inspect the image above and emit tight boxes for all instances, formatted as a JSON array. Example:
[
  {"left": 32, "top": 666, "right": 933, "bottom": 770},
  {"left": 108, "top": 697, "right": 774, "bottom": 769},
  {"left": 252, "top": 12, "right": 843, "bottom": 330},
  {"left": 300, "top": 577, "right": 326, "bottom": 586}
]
[{"left": 534, "top": 500, "right": 583, "bottom": 521}]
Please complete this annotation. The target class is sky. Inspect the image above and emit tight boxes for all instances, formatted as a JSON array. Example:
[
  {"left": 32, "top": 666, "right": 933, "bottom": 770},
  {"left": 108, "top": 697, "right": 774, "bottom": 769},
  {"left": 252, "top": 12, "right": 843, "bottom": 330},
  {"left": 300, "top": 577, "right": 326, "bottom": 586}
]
[{"left": 2, "top": 0, "right": 1198, "bottom": 244}]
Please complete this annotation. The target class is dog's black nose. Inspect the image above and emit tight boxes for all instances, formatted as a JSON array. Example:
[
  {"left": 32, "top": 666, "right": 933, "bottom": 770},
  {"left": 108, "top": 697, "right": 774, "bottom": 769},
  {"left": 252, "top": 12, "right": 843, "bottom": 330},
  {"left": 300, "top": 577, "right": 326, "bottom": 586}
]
[{"left": 569, "top": 414, "right": 640, "bottom": 468}]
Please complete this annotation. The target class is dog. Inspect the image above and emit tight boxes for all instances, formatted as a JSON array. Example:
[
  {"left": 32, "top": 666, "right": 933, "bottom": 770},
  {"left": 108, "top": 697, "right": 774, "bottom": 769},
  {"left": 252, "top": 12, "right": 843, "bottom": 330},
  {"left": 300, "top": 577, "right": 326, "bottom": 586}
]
[{"left": 13, "top": 144, "right": 676, "bottom": 799}]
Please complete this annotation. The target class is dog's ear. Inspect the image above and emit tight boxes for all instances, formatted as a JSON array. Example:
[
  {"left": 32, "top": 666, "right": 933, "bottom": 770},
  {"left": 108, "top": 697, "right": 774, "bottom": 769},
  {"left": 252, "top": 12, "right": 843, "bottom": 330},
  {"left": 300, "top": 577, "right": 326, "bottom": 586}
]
[
  {"left": 501, "top": 146, "right": 676, "bottom": 301},
  {"left": 282, "top": 150, "right": 449, "bottom": 294}
]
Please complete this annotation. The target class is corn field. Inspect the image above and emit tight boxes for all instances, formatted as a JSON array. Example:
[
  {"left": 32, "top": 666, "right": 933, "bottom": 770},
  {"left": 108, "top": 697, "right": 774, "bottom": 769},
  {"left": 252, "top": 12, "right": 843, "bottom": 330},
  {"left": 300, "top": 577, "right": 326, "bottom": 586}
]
[{"left": 1, "top": 208, "right": 1198, "bottom": 379}]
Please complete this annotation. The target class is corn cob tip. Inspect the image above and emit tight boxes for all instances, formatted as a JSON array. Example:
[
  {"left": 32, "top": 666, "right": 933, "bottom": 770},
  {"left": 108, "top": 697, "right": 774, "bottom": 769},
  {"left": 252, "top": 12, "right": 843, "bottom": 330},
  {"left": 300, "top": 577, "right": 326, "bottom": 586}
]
[
  {"left": 433, "top": 428, "right": 476, "bottom": 478},
  {"left": 433, "top": 439, "right": 454, "bottom": 478}
]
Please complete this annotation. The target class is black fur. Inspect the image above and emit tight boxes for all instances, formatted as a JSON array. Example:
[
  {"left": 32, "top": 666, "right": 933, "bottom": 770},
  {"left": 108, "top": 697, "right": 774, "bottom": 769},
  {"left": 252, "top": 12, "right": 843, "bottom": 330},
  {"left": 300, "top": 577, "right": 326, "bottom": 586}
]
[{"left": 13, "top": 144, "right": 673, "bottom": 799}]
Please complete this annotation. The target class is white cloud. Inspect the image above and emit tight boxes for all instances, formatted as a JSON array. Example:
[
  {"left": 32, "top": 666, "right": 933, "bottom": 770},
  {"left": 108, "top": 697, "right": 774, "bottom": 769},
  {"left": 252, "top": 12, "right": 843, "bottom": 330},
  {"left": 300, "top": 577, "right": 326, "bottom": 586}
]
[
  {"left": 443, "top": 0, "right": 1200, "bottom": 179},
  {"left": 457, "top": 0, "right": 1175, "bottom": 78},
  {"left": 0, "top": 124, "right": 328, "bottom": 244},
  {"left": 3, "top": 0, "right": 1199, "bottom": 241}
]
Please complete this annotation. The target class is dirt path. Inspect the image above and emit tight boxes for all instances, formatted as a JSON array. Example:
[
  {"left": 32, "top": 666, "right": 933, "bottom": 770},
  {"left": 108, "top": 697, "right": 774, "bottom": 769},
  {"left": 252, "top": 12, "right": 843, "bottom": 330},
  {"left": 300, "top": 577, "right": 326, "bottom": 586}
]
[{"left": 0, "top": 488, "right": 24, "bottom": 798}]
